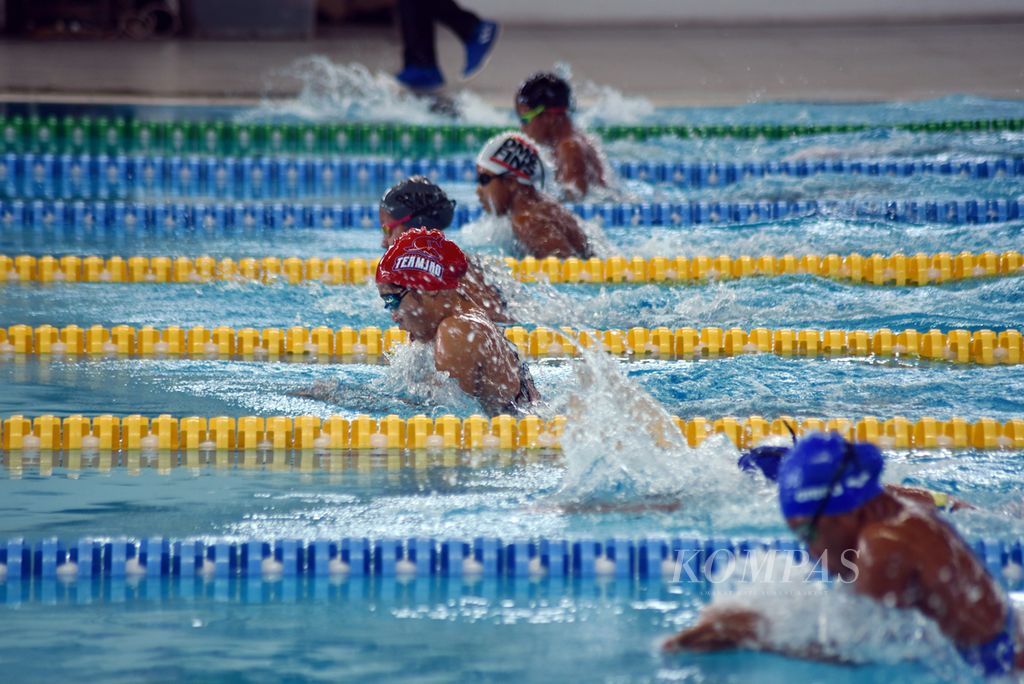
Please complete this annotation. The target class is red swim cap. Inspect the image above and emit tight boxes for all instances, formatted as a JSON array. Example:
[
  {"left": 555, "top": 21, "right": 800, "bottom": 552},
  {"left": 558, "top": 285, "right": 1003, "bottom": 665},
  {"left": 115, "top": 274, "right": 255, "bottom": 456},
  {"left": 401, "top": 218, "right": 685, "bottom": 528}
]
[{"left": 375, "top": 228, "right": 468, "bottom": 291}]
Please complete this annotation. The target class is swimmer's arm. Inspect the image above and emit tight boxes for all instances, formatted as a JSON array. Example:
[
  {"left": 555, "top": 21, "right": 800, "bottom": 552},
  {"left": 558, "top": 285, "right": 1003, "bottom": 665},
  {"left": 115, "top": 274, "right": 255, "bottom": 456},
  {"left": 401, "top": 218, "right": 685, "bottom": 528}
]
[
  {"left": 852, "top": 527, "right": 916, "bottom": 606},
  {"left": 434, "top": 319, "right": 481, "bottom": 398},
  {"left": 887, "top": 484, "right": 974, "bottom": 511},
  {"left": 511, "top": 213, "right": 577, "bottom": 259},
  {"left": 561, "top": 214, "right": 593, "bottom": 259},
  {"left": 662, "top": 605, "right": 851, "bottom": 663},
  {"left": 662, "top": 606, "right": 765, "bottom": 652},
  {"left": 555, "top": 138, "right": 589, "bottom": 199}
]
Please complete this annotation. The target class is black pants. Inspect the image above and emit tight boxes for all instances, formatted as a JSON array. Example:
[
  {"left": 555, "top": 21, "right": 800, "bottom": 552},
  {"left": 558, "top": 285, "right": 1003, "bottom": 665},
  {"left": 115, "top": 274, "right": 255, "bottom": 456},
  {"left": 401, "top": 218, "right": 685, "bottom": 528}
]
[{"left": 397, "top": 0, "right": 480, "bottom": 69}]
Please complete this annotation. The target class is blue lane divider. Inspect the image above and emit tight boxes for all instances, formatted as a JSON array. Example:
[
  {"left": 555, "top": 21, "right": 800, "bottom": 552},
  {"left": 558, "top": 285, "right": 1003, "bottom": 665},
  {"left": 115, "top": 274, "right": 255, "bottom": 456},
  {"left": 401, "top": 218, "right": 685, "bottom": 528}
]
[
  {"left": 1, "top": 154, "right": 1021, "bottom": 200},
  {"left": 0, "top": 197, "right": 1018, "bottom": 231},
  {"left": 3, "top": 537, "right": 1020, "bottom": 582}
]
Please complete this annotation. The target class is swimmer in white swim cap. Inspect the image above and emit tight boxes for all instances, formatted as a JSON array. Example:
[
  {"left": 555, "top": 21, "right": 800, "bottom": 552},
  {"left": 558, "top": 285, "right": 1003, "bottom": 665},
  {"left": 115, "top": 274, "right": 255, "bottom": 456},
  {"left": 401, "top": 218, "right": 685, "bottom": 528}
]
[{"left": 475, "top": 131, "right": 593, "bottom": 259}]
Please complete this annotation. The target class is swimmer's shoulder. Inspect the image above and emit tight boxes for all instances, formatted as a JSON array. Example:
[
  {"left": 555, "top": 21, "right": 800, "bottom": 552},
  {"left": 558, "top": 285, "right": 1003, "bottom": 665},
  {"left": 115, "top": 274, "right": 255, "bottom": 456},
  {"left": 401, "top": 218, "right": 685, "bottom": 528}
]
[
  {"left": 860, "top": 508, "right": 952, "bottom": 563},
  {"left": 438, "top": 310, "right": 500, "bottom": 343}
]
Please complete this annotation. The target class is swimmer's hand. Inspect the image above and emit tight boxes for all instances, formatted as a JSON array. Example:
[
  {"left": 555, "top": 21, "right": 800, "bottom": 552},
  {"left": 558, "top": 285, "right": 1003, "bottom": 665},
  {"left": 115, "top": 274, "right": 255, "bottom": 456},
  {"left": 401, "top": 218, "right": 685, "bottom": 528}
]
[
  {"left": 288, "top": 379, "right": 338, "bottom": 402},
  {"left": 662, "top": 606, "right": 764, "bottom": 652}
]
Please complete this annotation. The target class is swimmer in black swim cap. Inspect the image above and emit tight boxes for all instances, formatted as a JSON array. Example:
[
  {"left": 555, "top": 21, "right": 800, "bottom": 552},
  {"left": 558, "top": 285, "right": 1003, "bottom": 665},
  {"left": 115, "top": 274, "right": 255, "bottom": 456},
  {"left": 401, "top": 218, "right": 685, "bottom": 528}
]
[
  {"left": 516, "top": 72, "right": 608, "bottom": 200},
  {"left": 379, "top": 176, "right": 512, "bottom": 323},
  {"left": 380, "top": 176, "right": 456, "bottom": 248}
]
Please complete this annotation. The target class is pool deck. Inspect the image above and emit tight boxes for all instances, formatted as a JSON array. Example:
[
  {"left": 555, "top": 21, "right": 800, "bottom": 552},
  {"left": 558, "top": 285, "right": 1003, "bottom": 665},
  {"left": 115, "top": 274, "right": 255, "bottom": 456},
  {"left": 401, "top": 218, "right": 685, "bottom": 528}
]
[{"left": 0, "top": 21, "right": 1021, "bottom": 106}]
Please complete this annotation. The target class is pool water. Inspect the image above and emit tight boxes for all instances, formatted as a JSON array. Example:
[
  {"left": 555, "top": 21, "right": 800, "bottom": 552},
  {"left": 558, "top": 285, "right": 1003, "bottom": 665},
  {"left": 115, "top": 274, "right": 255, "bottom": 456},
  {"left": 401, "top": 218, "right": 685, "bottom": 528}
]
[{"left": 2, "top": 89, "right": 1024, "bottom": 682}]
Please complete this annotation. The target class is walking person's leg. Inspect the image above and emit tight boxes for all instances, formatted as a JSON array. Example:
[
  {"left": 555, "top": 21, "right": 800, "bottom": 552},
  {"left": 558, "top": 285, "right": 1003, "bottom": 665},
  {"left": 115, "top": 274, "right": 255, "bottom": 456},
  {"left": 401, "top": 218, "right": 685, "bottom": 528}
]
[
  {"left": 395, "top": 0, "right": 445, "bottom": 91},
  {"left": 435, "top": 0, "right": 501, "bottom": 80},
  {"left": 433, "top": 0, "right": 480, "bottom": 43}
]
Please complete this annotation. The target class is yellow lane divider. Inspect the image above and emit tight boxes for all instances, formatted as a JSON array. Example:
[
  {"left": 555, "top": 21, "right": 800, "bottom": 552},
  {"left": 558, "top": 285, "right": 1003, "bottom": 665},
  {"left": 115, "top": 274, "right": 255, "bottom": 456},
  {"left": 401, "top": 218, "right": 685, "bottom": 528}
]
[
  {"left": 1, "top": 324, "right": 1021, "bottom": 365},
  {"left": 2, "top": 251, "right": 1022, "bottom": 286},
  {"left": 3, "top": 414, "right": 1022, "bottom": 453}
]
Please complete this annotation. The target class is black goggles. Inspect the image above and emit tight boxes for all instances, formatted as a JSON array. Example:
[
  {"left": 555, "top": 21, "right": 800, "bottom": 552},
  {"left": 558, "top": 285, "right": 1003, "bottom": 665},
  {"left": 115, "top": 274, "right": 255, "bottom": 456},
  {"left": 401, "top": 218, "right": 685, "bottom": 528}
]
[{"left": 476, "top": 171, "right": 508, "bottom": 186}]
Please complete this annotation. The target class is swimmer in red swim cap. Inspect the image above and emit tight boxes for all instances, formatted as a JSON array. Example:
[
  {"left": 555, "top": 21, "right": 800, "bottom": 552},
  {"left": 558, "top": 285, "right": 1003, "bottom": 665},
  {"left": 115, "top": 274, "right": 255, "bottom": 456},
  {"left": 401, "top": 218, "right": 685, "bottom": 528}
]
[{"left": 376, "top": 229, "right": 539, "bottom": 415}]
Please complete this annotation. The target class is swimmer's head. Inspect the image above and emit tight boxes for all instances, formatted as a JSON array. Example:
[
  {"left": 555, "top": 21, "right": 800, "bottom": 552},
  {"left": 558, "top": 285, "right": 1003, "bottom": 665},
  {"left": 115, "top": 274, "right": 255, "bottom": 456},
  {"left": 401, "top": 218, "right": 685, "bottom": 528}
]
[
  {"left": 475, "top": 132, "right": 544, "bottom": 214},
  {"left": 375, "top": 229, "right": 469, "bottom": 341},
  {"left": 737, "top": 445, "right": 789, "bottom": 482},
  {"left": 515, "top": 72, "right": 572, "bottom": 141},
  {"left": 779, "top": 432, "right": 884, "bottom": 519},
  {"left": 379, "top": 176, "right": 456, "bottom": 249},
  {"left": 779, "top": 433, "right": 884, "bottom": 559}
]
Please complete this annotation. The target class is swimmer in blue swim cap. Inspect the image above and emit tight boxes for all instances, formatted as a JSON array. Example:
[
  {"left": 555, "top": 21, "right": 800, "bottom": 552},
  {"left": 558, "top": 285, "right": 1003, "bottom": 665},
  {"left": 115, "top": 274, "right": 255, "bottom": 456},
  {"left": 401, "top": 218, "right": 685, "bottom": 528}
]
[
  {"left": 738, "top": 438, "right": 971, "bottom": 512},
  {"left": 668, "top": 431, "right": 1023, "bottom": 678}
]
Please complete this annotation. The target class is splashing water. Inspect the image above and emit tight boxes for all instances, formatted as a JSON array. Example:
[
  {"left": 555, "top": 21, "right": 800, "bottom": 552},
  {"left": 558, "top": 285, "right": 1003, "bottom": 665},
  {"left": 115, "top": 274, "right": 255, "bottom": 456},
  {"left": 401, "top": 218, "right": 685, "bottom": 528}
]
[
  {"left": 548, "top": 344, "right": 756, "bottom": 511},
  {"left": 242, "top": 58, "right": 657, "bottom": 128},
  {"left": 458, "top": 214, "right": 522, "bottom": 255},
  {"left": 377, "top": 341, "right": 480, "bottom": 416},
  {"left": 694, "top": 551, "right": 989, "bottom": 680},
  {"left": 241, "top": 56, "right": 511, "bottom": 126},
  {"left": 552, "top": 62, "right": 655, "bottom": 128}
]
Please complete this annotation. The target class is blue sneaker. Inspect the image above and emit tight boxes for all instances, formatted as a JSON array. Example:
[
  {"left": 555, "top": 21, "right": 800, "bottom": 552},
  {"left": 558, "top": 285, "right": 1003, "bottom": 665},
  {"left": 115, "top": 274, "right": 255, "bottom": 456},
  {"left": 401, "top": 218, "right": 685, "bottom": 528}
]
[
  {"left": 463, "top": 20, "right": 500, "bottom": 79},
  {"left": 396, "top": 65, "right": 445, "bottom": 92}
]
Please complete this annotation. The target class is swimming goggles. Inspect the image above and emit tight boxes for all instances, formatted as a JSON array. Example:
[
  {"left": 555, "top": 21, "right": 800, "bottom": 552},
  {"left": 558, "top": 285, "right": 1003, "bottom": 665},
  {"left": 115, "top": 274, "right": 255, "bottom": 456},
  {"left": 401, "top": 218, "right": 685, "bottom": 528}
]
[
  {"left": 793, "top": 441, "right": 857, "bottom": 545},
  {"left": 476, "top": 171, "right": 508, "bottom": 186},
  {"left": 381, "top": 212, "right": 414, "bottom": 235},
  {"left": 380, "top": 288, "right": 410, "bottom": 311},
  {"left": 518, "top": 105, "right": 566, "bottom": 125}
]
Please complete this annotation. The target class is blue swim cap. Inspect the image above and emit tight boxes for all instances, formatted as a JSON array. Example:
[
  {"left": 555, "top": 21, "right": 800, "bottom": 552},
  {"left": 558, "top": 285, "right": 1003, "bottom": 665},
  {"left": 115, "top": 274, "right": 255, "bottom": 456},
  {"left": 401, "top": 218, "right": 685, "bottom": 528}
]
[
  {"left": 737, "top": 445, "right": 789, "bottom": 482},
  {"left": 778, "top": 432, "right": 884, "bottom": 519}
]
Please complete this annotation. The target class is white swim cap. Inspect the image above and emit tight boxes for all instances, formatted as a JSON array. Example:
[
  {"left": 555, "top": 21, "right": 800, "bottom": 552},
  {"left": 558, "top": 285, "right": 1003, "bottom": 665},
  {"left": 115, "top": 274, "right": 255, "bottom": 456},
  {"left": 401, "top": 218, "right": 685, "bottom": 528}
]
[{"left": 476, "top": 131, "right": 545, "bottom": 188}]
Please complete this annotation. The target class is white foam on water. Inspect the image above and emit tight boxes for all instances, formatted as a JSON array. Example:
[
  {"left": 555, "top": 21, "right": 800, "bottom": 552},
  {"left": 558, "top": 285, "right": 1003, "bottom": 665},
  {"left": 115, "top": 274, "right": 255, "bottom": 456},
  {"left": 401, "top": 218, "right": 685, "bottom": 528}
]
[
  {"left": 457, "top": 214, "right": 521, "bottom": 256},
  {"left": 698, "top": 551, "right": 976, "bottom": 678},
  {"left": 378, "top": 341, "right": 479, "bottom": 416},
  {"left": 244, "top": 58, "right": 655, "bottom": 128},
  {"left": 550, "top": 62, "right": 655, "bottom": 127},
  {"left": 546, "top": 345, "right": 773, "bottom": 525},
  {"left": 242, "top": 57, "right": 510, "bottom": 126}
]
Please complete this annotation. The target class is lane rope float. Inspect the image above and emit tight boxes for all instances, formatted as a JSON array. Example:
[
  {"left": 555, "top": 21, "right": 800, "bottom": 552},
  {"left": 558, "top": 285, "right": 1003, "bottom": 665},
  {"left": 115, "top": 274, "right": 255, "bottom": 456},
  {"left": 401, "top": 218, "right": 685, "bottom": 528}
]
[
  {"left": 0, "top": 535, "right": 1017, "bottom": 583},
  {"left": 2, "top": 154, "right": 1021, "bottom": 200},
  {"left": 3, "top": 114, "right": 1022, "bottom": 157},
  {"left": 0, "top": 197, "right": 1019, "bottom": 230},
  {"left": 3, "top": 413, "right": 1023, "bottom": 453},
  {"left": 2, "top": 251, "right": 1021, "bottom": 286},
  {"left": 1, "top": 324, "right": 1021, "bottom": 366}
]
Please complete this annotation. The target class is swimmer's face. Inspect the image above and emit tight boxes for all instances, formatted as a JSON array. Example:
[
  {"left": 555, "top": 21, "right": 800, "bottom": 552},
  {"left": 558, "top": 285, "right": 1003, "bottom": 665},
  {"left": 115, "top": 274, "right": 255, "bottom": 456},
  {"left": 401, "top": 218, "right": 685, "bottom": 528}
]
[
  {"left": 516, "top": 103, "right": 546, "bottom": 140},
  {"left": 787, "top": 513, "right": 861, "bottom": 580},
  {"left": 380, "top": 208, "right": 406, "bottom": 249},
  {"left": 476, "top": 165, "right": 514, "bottom": 215},
  {"left": 377, "top": 282, "right": 434, "bottom": 342}
]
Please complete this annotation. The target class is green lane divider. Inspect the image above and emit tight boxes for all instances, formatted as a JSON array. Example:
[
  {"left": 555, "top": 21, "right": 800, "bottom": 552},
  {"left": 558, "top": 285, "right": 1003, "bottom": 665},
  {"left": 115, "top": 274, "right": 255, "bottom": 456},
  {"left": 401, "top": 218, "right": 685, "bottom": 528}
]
[{"left": 1, "top": 115, "right": 1022, "bottom": 157}]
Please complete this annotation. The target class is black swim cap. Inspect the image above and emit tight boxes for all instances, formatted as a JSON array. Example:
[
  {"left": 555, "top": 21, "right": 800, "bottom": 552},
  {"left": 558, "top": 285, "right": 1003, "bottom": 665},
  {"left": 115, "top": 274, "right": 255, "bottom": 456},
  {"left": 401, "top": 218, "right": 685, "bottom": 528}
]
[
  {"left": 379, "top": 176, "right": 456, "bottom": 230},
  {"left": 516, "top": 72, "right": 572, "bottom": 110}
]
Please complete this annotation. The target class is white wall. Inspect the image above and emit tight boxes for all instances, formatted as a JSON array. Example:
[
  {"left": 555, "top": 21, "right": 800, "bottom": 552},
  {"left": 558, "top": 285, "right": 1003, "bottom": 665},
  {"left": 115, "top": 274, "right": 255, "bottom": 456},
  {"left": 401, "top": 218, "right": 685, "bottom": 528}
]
[{"left": 470, "top": 0, "right": 1024, "bottom": 25}]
